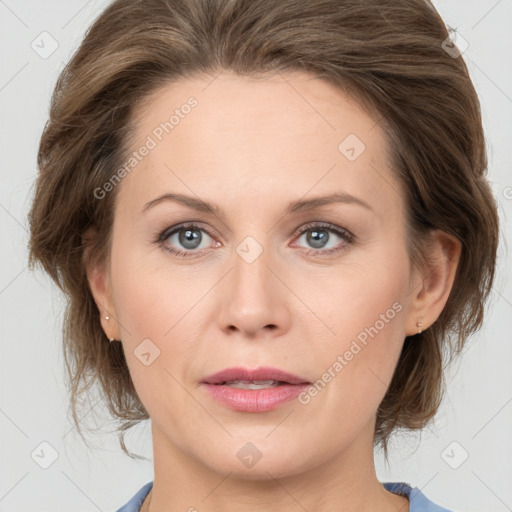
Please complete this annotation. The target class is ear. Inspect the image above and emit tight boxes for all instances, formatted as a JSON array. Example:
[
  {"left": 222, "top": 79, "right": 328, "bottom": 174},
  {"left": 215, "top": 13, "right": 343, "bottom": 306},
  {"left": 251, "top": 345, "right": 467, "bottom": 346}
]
[
  {"left": 82, "top": 226, "right": 120, "bottom": 341},
  {"left": 404, "top": 230, "right": 462, "bottom": 336}
]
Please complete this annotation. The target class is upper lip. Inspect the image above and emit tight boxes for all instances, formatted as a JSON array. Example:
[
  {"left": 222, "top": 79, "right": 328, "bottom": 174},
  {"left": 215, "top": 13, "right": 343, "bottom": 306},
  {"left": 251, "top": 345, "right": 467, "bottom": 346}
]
[{"left": 202, "top": 366, "right": 310, "bottom": 385}]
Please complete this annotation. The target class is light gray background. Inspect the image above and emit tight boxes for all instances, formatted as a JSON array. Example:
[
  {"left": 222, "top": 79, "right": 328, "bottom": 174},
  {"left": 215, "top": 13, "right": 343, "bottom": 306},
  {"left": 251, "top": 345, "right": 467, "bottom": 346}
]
[{"left": 1, "top": 1, "right": 511, "bottom": 511}]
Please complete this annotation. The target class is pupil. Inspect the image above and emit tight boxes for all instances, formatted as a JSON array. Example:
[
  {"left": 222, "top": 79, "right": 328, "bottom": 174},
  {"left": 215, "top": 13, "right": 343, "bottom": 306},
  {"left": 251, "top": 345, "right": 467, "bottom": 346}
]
[
  {"left": 179, "top": 228, "right": 201, "bottom": 249},
  {"left": 308, "top": 229, "right": 328, "bottom": 249}
]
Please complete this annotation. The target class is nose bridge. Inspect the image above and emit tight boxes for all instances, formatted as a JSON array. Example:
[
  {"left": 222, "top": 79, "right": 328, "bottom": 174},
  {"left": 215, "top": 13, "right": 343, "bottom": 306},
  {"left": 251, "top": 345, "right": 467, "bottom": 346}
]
[{"left": 231, "top": 232, "right": 274, "bottom": 305}]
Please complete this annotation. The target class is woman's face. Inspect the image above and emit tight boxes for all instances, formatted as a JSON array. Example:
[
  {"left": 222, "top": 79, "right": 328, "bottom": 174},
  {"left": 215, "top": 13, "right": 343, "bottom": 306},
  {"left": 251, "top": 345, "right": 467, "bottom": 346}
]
[{"left": 98, "top": 70, "right": 424, "bottom": 477}]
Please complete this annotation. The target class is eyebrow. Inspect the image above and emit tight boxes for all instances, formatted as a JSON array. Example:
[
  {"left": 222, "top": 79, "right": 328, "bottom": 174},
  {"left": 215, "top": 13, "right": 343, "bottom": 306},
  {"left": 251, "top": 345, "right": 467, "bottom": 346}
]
[{"left": 142, "top": 191, "right": 373, "bottom": 216}]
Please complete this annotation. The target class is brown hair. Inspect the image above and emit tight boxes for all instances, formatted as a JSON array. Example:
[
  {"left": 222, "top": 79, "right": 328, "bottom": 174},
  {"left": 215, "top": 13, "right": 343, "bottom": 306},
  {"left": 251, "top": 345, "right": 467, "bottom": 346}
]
[{"left": 28, "top": 0, "right": 499, "bottom": 458}]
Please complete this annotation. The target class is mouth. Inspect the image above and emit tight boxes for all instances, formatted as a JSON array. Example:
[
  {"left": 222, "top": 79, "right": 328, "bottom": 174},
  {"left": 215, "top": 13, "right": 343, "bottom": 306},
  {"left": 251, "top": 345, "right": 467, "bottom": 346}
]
[{"left": 200, "top": 366, "right": 311, "bottom": 412}]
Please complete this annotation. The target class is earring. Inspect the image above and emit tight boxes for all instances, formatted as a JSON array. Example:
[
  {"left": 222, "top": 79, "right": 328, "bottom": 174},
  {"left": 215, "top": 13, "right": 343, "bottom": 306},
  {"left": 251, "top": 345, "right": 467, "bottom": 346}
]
[
  {"left": 416, "top": 320, "right": 423, "bottom": 334},
  {"left": 105, "top": 316, "right": 114, "bottom": 342}
]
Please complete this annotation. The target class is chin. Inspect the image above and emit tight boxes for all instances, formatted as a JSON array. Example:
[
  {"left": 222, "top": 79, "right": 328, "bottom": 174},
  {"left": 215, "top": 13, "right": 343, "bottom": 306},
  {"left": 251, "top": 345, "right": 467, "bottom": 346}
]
[{"left": 196, "top": 440, "right": 320, "bottom": 481}]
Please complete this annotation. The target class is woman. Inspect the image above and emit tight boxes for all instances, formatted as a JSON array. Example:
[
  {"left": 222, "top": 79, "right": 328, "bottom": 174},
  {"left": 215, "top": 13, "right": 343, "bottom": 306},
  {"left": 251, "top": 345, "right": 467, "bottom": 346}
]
[{"left": 28, "top": 0, "right": 499, "bottom": 510}]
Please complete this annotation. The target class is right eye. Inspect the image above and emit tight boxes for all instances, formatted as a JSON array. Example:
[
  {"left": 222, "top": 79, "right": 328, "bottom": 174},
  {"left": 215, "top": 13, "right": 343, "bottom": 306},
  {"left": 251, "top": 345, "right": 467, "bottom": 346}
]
[{"left": 158, "top": 223, "right": 218, "bottom": 258}]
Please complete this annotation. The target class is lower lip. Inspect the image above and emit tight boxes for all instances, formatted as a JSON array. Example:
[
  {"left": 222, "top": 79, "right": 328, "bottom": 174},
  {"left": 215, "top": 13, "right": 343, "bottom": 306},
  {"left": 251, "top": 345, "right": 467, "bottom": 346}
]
[{"left": 201, "top": 383, "right": 309, "bottom": 412}]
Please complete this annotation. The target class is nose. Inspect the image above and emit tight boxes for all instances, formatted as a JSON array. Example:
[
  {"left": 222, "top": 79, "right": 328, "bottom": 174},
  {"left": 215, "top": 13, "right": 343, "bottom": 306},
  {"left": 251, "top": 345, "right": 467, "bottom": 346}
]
[{"left": 216, "top": 238, "right": 292, "bottom": 339}]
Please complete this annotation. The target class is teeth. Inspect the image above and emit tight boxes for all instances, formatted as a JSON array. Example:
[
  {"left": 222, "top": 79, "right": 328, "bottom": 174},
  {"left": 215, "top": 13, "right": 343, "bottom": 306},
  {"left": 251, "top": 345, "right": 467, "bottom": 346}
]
[{"left": 224, "top": 380, "right": 282, "bottom": 389}]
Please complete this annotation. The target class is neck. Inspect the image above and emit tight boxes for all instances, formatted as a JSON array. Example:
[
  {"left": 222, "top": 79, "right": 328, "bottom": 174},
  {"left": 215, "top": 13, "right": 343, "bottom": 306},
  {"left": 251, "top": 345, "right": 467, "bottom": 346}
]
[{"left": 145, "top": 420, "right": 408, "bottom": 512}]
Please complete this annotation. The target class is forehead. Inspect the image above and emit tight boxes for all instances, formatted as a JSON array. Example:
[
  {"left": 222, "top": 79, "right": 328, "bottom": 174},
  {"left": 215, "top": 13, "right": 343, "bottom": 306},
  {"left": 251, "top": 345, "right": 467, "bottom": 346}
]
[{"left": 117, "top": 69, "right": 401, "bottom": 215}]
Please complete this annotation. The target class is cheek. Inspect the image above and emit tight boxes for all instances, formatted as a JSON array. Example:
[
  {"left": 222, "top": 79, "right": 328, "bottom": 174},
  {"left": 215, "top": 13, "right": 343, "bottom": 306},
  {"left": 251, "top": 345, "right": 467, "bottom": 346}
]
[
  {"left": 108, "top": 242, "right": 214, "bottom": 405},
  {"left": 302, "top": 249, "right": 409, "bottom": 407},
  {"left": 110, "top": 237, "right": 204, "bottom": 340}
]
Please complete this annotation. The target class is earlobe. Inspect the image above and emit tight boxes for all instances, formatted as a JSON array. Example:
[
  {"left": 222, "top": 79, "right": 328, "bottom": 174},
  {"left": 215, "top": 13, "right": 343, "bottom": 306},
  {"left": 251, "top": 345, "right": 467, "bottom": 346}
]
[
  {"left": 82, "top": 227, "right": 120, "bottom": 342},
  {"left": 405, "top": 230, "right": 461, "bottom": 336}
]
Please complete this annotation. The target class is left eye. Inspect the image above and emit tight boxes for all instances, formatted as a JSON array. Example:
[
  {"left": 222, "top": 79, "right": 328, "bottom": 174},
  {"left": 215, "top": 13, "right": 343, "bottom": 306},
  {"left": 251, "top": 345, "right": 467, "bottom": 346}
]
[{"left": 293, "top": 222, "right": 353, "bottom": 255}]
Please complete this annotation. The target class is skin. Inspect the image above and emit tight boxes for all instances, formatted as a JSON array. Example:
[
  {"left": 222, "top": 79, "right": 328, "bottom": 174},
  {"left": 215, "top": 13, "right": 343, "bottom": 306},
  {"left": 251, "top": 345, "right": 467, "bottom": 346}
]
[{"left": 85, "top": 70, "right": 461, "bottom": 512}]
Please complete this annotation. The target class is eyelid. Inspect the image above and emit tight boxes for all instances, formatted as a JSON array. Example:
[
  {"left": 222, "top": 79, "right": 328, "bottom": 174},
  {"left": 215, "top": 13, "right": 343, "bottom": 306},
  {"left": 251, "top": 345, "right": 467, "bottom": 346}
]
[
  {"left": 294, "top": 221, "right": 354, "bottom": 242},
  {"left": 158, "top": 221, "right": 218, "bottom": 243}
]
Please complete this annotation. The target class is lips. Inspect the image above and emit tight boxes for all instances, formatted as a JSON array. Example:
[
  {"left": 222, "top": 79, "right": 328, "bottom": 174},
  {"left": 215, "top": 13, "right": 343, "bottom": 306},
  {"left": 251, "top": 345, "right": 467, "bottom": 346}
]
[
  {"left": 200, "top": 366, "right": 311, "bottom": 412},
  {"left": 201, "top": 366, "right": 310, "bottom": 385}
]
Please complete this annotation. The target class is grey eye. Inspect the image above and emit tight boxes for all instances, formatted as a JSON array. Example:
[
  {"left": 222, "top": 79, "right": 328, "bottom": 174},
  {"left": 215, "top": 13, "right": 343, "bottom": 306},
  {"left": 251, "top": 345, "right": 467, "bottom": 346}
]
[
  {"left": 165, "top": 226, "right": 213, "bottom": 252},
  {"left": 178, "top": 228, "right": 202, "bottom": 249},
  {"left": 305, "top": 229, "right": 330, "bottom": 249}
]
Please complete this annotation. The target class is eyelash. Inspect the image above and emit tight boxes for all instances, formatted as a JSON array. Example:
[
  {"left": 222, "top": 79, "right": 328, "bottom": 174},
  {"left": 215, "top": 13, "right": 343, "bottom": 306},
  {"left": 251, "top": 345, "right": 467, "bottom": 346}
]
[{"left": 157, "top": 221, "right": 355, "bottom": 259}]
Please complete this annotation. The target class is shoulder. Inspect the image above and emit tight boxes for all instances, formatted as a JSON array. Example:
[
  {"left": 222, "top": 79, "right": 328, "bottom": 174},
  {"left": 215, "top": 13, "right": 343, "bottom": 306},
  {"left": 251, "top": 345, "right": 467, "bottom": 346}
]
[
  {"left": 116, "top": 481, "right": 153, "bottom": 512},
  {"left": 384, "top": 482, "right": 453, "bottom": 512}
]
